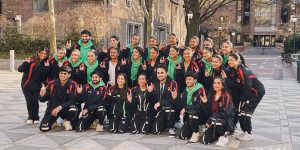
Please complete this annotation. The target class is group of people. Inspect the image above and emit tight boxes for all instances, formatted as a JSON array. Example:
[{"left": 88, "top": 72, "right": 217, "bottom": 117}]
[{"left": 18, "top": 30, "right": 265, "bottom": 147}]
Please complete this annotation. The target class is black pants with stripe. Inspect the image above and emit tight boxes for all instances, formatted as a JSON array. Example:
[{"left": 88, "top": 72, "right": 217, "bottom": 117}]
[
  {"left": 76, "top": 107, "right": 105, "bottom": 132},
  {"left": 152, "top": 109, "right": 176, "bottom": 133},
  {"left": 131, "top": 112, "right": 154, "bottom": 134},
  {"left": 22, "top": 88, "right": 39, "bottom": 121}
]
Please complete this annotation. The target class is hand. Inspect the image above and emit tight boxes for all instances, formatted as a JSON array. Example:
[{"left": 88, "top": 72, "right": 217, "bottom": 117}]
[
  {"left": 169, "top": 87, "right": 177, "bottom": 100},
  {"left": 175, "top": 64, "right": 181, "bottom": 70},
  {"left": 40, "top": 85, "right": 46, "bottom": 97},
  {"left": 127, "top": 90, "right": 132, "bottom": 103},
  {"left": 107, "top": 89, "right": 112, "bottom": 96},
  {"left": 102, "top": 47, "right": 108, "bottom": 53},
  {"left": 121, "top": 58, "right": 126, "bottom": 65},
  {"left": 180, "top": 108, "right": 186, "bottom": 116},
  {"left": 51, "top": 106, "right": 61, "bottom": 117},
  {"left": 200, "top": 92, "right": 208, "bottom": 103},
  {"left": 147, "top": 83, "right": 154, "bottom": 93},
  {"left": 100, "top": 61, "right": 106, "bottom": 68},
  {"left": 65, "top": 40, "right": 72, "bottom": 49},
  {"left": 142, "top": 61, "right": 147, "bottom": 70},
  {"left": 82, "top": 109, "right": 88, "bottom": 116},
  {"left": 194, "top": 66, "right": 199, "bottom": 73},
  {"left": 154, "top": 102, "right": 160, "bottom": 110},
  {"left": 159, "top": 56, "right": 165, "bottom": 64},
  {"left": 221, "top": 70, "right": 227, "bottom": 78},
  {"left": 79, "top": 64, "right": 84, "bottom": 71},
  {"left": 159, "top": 41, "right": 165, "bottom": 50},
  {"left": 77, "top": 84, "right": 83, "bottom": 94},
  {"left": 58, "top": 62, "right": 63, "bottom": 67},
  {"left": 179, "top": 43, "right": 185, "bottom": 49},
  {"left": 44, "top": 60, "right": 50, "bottom": 67},
  {"left": 24, "top": 57, "right": 31, "bottom": 63}
]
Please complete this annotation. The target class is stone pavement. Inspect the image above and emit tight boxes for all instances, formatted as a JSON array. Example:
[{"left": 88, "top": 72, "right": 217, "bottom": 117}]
[{"left": 0, "top": 47, "right": 300, "bottom": 150}]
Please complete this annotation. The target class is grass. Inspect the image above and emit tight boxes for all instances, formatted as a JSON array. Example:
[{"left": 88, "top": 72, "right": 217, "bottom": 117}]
[{"left": 0, "top": 51, "right": 35, "bottom": 60}]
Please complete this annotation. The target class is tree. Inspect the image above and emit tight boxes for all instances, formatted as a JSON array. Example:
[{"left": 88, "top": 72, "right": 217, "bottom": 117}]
[
  {"left": 141, "top": 0, "right": 154, "bottom": 45},
  {"left": 48, "top": 0, "right": 57, "bottom": 54}
]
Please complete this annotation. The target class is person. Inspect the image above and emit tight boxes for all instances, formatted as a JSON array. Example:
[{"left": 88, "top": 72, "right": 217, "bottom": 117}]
[
  {"left": 146, "top": 46, "right": 160, "bottom": 84},
  {"left": 63, "top": 49, "right": 86, "bottom": 85},
  {"left": 197, "top": 48, "right": 214, "bottom": 92},
  {"left": 84, "top": 50, "right": 101, "bottom": 83},
  {"left": 178, "top": 72, "right": 208, "bottom": 143},
  {"left": 221, "top": 41, "right": 245, "bottom": 67},
  {"left": 76, "top": 71, "right": 107, "bottom": 132},
  {"left": 143, "top": 36, "right": 158, "bottom": 61},
  {"left": 107, "top": 73, "right": 131, "bottom": 133},
  {"left": 151, "top": 65, "right": 179, "bottom": 135},
  {"left": 200, "top": 77, "right": 235, "bottom": 147},
  {"left": 164, "top": 45, "right": 182, "bottom": 80},
  {"left": 39, "top": 66, "right": 78, "bottom": 131},
  {"left": 228, "top": 53, "right": 265, "bottom": 141},
  {"left": 188, "top": 36, "right": 203, "bottom": 61},
  {"left": 121, "top": 34, "right": 140, "bottom": 59},
  {"left": 203, "top": 38, "right": 217, "bottom": 54},
  {"left": 159, "top": 33, "right": 179, "bottom": 58},
  {"left": 128, "top": 73, "right": 156, "bottom": 134},
  {"left": 98, "top": 35, "right": 121, "bottom": 62},
  {"left": 18, "top": 48, "right": 50, "bottom": 124},
  {"left": 47, "top": 47, "right": 67, "bottom": 83},
  {"left": 66, "top": 30, "right": 97, "bottom": 60}
]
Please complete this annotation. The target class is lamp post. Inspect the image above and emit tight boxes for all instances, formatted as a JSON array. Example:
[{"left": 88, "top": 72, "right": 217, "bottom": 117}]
[
  {"left": 218, "top": 26, "right": 223, "bottom": 49},
  {"left": 187, "top": 11, "right": 193, "bottom": 42},
  {"left": 231, "top": 31, "right": 236, "bottom": 44},
  {"left": 291, "top": 17, "right": 297, "bottom": 54}
]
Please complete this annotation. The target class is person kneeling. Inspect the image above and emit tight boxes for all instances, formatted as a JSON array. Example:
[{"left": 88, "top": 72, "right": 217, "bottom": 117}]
[{"left": 39, "top": 66, "right": 78, "bottom": 132}]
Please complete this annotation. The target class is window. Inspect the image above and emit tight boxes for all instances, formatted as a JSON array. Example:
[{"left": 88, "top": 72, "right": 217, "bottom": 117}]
[
  {"left": 125, "top": 0, "right": 132, "bottom": 8},
  {"left": 127, "top": 22, "right": 142, "bottom": 44},
  {"left": 33, "top": 0, "right": 48, "bottom": 14},
  {"left": 155, "top": 27, "right": 167, "bottom": 42},
  {"left": 0, "top": 0, "right": 2, "bottom": 14},
  {"left": 110, "top": 0, "right": 116, "bottom": 4},
  {"left": 220, "top": 16, "right": 224, "bottom": 24},
  {"left": 237, "top": 15, "right": 242, "bottom": 26},
  {"left": 237, "top": 1, "right": 242, "bottom": 10}
]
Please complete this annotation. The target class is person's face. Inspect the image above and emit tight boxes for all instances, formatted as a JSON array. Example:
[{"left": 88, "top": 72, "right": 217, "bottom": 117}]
[
  {"left": 132, "top": 49, "right": 140, "bottom": 60},
  {"left": 110, "top": 48, "right": 119, "bottom": 59},
  {"left": 71, "top": 51, "right": 80, "bottom": 62},
  {"left": 228, "top": 56, "right": 239, "bottom": 68},
  {"left": 222, "top": 43, "right": 232, "bottom": 55},
  {"left": 213, "top": 78, "right": 223, "bottom": 92},
  {"left": 38, "top": 50, "right": 47, "bottom": 60},
  {"left": 169, "top": 35, "right": 177, "bottom": 45},
  {"left": 204, "top": 41, "right": 213, "bottom": 49},
  {"left": 91, "top": 74, "right": 101, "bottom": 84},
  {"left": 148, "top": 38, "right": 157, "bottom": 47},
  {"left": 57, "top": 50, "right": 65, "bottom": 59},
  {"left": 169, "top": 47, "right": 178, "bottom": 59},
  {"left": 110, "top": 38, "right": 119, "bottom": 47},
  {"left": 131, "top": 35, "right": 140, "bottom": 45},
  {"left": 212, "top": 57, "right": 222, "bottom": 69},
  {"left": 138, "top": 75, "right": 147, "bottom": 87},
  {"left": 117, "top": 75, "right": 126, "bottom": 86},
  {"left": 87, "top": 52, "right": 96, "bottom": 63},
  {"left": 183, "top": 50, "right": 192, "bottom": 61},
  {"left": 185, "top": 76, "right": 196, "bottom": 88},
  {"left": 150, "top": 48, "right": 158, "bottom": 60},
  {"left": 189, "top": 38, "right": 198, "bottom": 49},
  {"left": 59, "top": 71, "right": 70, "bottom": 82},
  {"left": 156, "top": 68, "right": 167, "bottom": 81},
  {"left": 81, "top": 34, "right": 90, "bottom": 43},
  {"left": 202, "top": 49, "right": 212, "bottom": 60}
]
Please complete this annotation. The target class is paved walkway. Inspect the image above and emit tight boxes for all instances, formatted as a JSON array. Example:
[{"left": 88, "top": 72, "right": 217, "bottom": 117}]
[{"left": 0, "top": 47, "right": 300, "bottom": 150}]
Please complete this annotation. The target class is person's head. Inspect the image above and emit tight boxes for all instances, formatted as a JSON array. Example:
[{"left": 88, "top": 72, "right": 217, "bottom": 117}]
[
  {"left": 137, "top": 73, "right": 147, "bottom": 87},
  {"left": 116, "top": 73, "right": 127, "bottom": 88},
  {"left": 150, "top": 46, "right": 159, "bottom": 60},
  {"left": 222, "top": 41, "right": 234, "bottom": 55},
  {"left": 185, "top": 72, "right": 198, "bottom": 88},
  {"left": 156, "top": 65, "right": 168, "bottom": 82},
  {"left": 110, "top": 36, "right": 120, "bottom": 48},
  {"left": 189, "top": 36, "right": 200, "bottom": 49},
  {"left": 202, "top": 48, "right": 214, "bottom": 60},
  {"left": 87, "top": 50, "right": 97, "bottom": 63},
  {"left": 168, "top": 33, "right": 178, "bottom": 45},
  {"left": 131, "top": 34, "right": 140, "bottom": 46},
  {"left": 183, "top": 47, "right": 193, "bottom": 61},
  {"left": 59, "top": 66, "right": 72, "bottom": 82},
  {"left": 109, "top": 47, "right": 120, "bottom": 60},
  {"left": 36, "top": 47, "right": 49, "bottom": 61},
  {"left": 81, "top": 30, "right": 92, "bottom": 43},
  {"left": 148, "top": 36, "right": 157, "bottom": 47},
  {"left": 56, "top": 46, "right": 66, "bottom": 60},
  {"left": 132, "top": 47, "right": 142, "bottom": 60},
  {"left": 212, "top": 54, "right": 223, "bottom": 69},
  {"left": 70, "top": 49, "right": 81, "bottom": 62},
  {"left": 228, "top": 53, "right": 240, "bottom": 68},
  {"left": 90, "top": 71, "right": 103, "bottom": 85},
  {"left": 213, "top": 77, "right": 226, "bottom": 92},
  {"left": 204, "top": 38, "right": 214, "bottom": 49},
  {"left": 169, "top": 45, "right": 180, "bottom": 59}
]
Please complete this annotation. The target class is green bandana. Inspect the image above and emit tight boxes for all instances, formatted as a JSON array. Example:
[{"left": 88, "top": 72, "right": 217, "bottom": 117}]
[
  {"left": 88, "top": 80, "right": 105, "bottom": 89},
  {"left": 223, "top": 54, "right": 229, "bottom": 66},
  {"left": 130, "top": 57, "right": 142, "bottom": 81},
  {"left": 68, "top": 57, "right": 83, "bottom": 68},
  {"left": 53, "top": 53, "right": 67, "bottom": 63},
  {"left": 84, "top": 60, "right": 99, "bottom": 83},
  {"left": 186, "top": 82, "right": 203, "bottom": 106},
  {"left": 167, "top": 55, "right": 182, "bottom": 80},
  {"left": 78, "top": 39, "right": 93, "bottom": 61},
  {"left": 202, "top": 57, "right": 213, "bottom": 77}
]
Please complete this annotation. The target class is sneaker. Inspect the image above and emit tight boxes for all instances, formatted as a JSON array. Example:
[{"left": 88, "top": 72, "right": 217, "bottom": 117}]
[
  {"left": 189, "top": 132, "right": 200, "bottom": 143},
  {"left": 96, "top": 123, "right": 103, "bottom": 132},
  {"left": 33, "top": 120, "right": 40, "bottom": 124},
  {"left": 215, "top": 136, "right": 229, "bottom": 147},
  {"left": 168, "top": 128, "right": 176, "bottom": 135},
  {"left": 233, "top": 129, "right": 243, "bottom": 137},
  {"left": 26, "top": 119, "right": 33, "bottom": 125},
  {"left": 174, "top": 121, "right": 183, "bottom": 129},
  {"left": 236, "top": 132, "right": 254, "bottom": 141},
  {"left": 63, "top": 120, "right": 72, "bottom": 131}
]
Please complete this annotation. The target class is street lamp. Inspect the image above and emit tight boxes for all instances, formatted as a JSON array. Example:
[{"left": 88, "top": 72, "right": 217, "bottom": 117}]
[
  {"left": 231, "top": 31, "right": 236, "bottom": 44},
  {"left": 218, "top": 26, "right": 223, "bottom": 49},
  {"left": 291, "top": 17, "right": 297, "bottom": 54},
  {"left": 188, "top": 11, "right": 193, "bottom": 42}
]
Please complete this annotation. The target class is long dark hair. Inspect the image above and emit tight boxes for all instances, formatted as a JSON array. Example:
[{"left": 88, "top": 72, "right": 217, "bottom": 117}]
[
  {"left": 110, "top": 35, "right": 121, "bottom": 48},
  {"left": 113, "top": 73, "right": 128, "bottom": 98},
  {"left": 32, "top": 47, "right": 49, "bottom": 65},
  {"left": 208, "top": 77, "right": 231, "bottom": 100}
]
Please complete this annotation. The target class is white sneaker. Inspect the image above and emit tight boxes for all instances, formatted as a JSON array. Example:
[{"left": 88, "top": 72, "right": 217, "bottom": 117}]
[
  {"left": 233, "top": 129, "right": 243, "bottom": 137},
  {"left": 63, "top": 120, "right": 72, "bottom": 131},
  {"left": 96, "top": 123, "right": 103, "bottom": 132},
  {"left": 26, "top": 119, "right": 33, "bottom": 125},
  {"left": 236, "top": 132, "right": 254, "bottom": 141},
  {"left": 189, "top": 132, "right": 200, "bottom": 143},
  {"left": 215, "top": 136, "right": 229, "bottom": 147},
  {"left": 168, "top": 128, "right": 176, "bottom": 135},
  {"left": 33, "top": 120, "right": 40, "bottom": 124},
  {"left": 174, "top": 121, "right": 183, "bottom": 129}
]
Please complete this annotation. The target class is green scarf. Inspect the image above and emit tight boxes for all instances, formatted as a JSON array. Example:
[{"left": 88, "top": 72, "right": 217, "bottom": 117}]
[
  {"left": 130, "top": 57, "right": 142, "bottom": 81},
  {"left": 186, "top": 82, "right": 203, "bottom": 106},
  {"left": 88, "top": 80, "right": 105, "bottom": 89},
  {"left": 202, "top": 57, "right": 213, "bottom": 77},
  {"left": 53, "top": 53, "right": 67, "bottom": 63},
  {"left": 147, "top": 47, "right": 150, "bottom": 60},
  {"left": 167, "top": 55, "right": 182, "bottom": 80},
  {"left": 84, "top": 60, "right": 99, "bottom": 83},
  {"left": 78, "top": 39, "right": 93, "bottom": 61},
  {"left": 68, "top": 57, "right": 83, "bottom": 68},
  {"left": 127, "top": 43, "right": 134, "bottom": 57},
  {"left": 223, "top": 54, "right": 229, "bottom": 65}
]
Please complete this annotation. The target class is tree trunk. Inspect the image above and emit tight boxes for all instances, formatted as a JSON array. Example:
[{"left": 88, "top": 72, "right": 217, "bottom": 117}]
[{"left": 48, "top": 0, "right": 57, "bottom": 54}]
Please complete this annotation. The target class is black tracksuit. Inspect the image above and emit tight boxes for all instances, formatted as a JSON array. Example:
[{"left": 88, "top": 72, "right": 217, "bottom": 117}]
[
  {"left": 123, "top": 59, "right": 146, "bottom": 88},
  {"left": 145, "top": 59, "right": 160, "bottom": 84},
  {"left": 66, "top": 42, "right": 97, "bottom": 58},
  {"left": 18, "top": 59, "right": 50, "bottom": 121},
  {"left": 39, "top": 79, "right": 78, "bottom": 131},
  {"left": 192, "top": 49, "right": 203, "bottom": 62},
  {"left": 175, "top": 60, "right": 199, "bottom": 93},
  {"left": 76, "top": 83, "right": 107, "bottom": 132},
  {"left": 223, "top": 52, "right": 246, "bottom": 68},
  {"left": 229, "top": 64, "right": 265, "bottom": 134},
  {"left": 45, "top": 57, "right": 60, "bottom": 84},
  {"left": 99, "top": 58, "right": 124, "bottom": 85},
  {"left": 63, "top": 60, "right": 87, "bottom": 86},
  {"left": 197, "top": 59, "right": 213, "bottom": 93}
]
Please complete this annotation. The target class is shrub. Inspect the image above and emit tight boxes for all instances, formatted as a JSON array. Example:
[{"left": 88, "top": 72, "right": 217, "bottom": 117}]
[{"left": 284, "top": 35, "right": 300, "bottom": 53}]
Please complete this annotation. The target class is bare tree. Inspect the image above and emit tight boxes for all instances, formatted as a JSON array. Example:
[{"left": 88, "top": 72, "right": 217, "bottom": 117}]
[
  {"left": 141, "top": 0, "right": 154, "bottom": 43},
  {"left": 48, "top": 0, "right": 57, "bottom": 54}
]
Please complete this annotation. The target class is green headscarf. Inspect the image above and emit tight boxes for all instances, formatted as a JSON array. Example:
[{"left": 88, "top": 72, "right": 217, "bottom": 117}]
[
  {"left": 167, "top": 55, "right": 182, "bottom": 80},
  {"left": 130, "top": 57, "right": 142, "bottom": 81},
  {"left": 78, "top": 39, "right": 93, "bottom": 61},
  {"left": 53, "top": 53, "right": 67, "bottom": 63},
  {"left": 202, "top": 57, "right": 213, "bottom": 77},
  {"left": 68, "top": 57, "right": 83, "bottom": 68},
  {"left": 88, "top": 80, "right": 105, "bottom": 89},
  {"left": 223, "top": 54, "right": 229, "bottom": 66},
  {"left": 84, "top": 60, "right": 99, "bottom": 83},
  {"left": 127, "top": 43, "right": 134, "bottom": 57},
  {"left": 186, "top": 82, "right": 203, "bottom": 106},
  {"left": 147, "top": 47, "right": 150, "bottom": 60}
]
